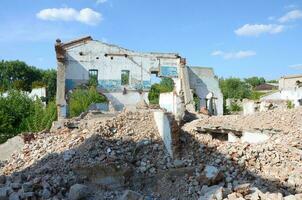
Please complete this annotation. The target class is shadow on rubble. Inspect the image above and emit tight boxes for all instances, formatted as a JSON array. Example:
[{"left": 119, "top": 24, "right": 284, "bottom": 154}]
[{"left": 1, "top": 122, "right": 298, "bottom": 199}]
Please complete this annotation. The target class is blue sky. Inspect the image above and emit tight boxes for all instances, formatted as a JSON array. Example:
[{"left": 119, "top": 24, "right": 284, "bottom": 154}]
[{"left": 0, "top": 0, "right": 302, "bottom": 80}]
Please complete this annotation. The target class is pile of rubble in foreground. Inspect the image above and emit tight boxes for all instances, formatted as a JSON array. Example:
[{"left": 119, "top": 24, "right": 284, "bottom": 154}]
[{"left": 0, "top": 108, "right": 301, "bottom": 200}]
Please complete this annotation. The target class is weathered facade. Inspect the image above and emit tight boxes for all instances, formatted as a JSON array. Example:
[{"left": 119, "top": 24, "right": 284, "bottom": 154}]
[{"left": 55, "top": 36, "right": 223, "bottom": 118}]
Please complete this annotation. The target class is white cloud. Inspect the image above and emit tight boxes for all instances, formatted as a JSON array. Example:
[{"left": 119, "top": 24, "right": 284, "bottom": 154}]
[
  {"left": 96, "top": 0, "right": 107, "bottom": 4},
  {"left": 211, "top": 50, "right": 256, "bottom": 60},
  {"left": 235, "top": 24, "right": 285, "bottom": 36},
  {"left": 37, "top": 8, "right": 102, "bottom": 25},
  {"left": 285, "top": 4, "right": 299, "bottom": 10},
  {"left": 278, "top": 9, "right": 302, "bottom": 23},
  {"left": 289, "top": 64, "right": 302, "bottom": 70},
  {"left": 268, "top": 16, "right": 275, "bottom": 21}
]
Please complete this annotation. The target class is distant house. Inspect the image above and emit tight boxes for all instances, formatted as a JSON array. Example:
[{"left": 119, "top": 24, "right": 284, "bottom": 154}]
[
  {"left": 254, "top": 83, "right": 278, "bottom": 93},
  {"left": 261, "top": 74, "right": 302, "bottom": 107},
  {"left": 279, "top": 74, "right": 302, "bottom": 90}
]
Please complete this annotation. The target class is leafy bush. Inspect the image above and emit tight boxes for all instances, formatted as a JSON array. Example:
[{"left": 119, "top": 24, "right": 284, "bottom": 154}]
[
  {"left": 0, "top": 60, "right": 43, "bottom": 92},
  {"left": 0, "top": 60, "right": 57, "bottom": 101},
  {"left": 219, "top": 77, "right": 251, "bottom": 100},
  {"left": 20, "top": 100, "right": 57, "bottom": 132},
  {"left": 230, "top": 102, "right": 242, "bottom": 112},
  {"left": 0, "top": 90, "right": 57, "bottom": 144},
  {"left": 250, "top": 91, "right": 266, "bottom": 100},
  {"left": 148, "top": 77, "right": 174, "bottom": 104},
  {"left": 244, "top": 77, "right": 265, "bottom": 88},
  {"left": 69, "top": 87, "right": 107, "bottom": 117},
  {"left": 287, "top": 100, "right": 294, "bottom": 109},
  {"left": 0, "top": 91, "right": 33, "bottom": 143}
]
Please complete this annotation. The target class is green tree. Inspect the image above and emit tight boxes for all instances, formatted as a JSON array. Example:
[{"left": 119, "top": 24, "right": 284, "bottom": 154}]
[
  {"left": 244, "top": 76, "right": 266, "bottom": 88},
  {"left": 20, "top": 100, "right": 57, "bottom": 132},
  {"left": 0, "top": 60, "right": 56, "bottom": 101},
  {"left": 69, "top": 87, "right": 107, "bottom": 117},
  {"left": 0, "top": 90, "right": 33, "bottom": 143},
  {"left": 0, "top": 60, "right": 43, "bottom": 92},
  {"left": 41, "top": 69, "right": 57, "bottom": 101},
  {"left": 148, "top": 77, "right": 174, "bottom": 104},
  {"left": 267, "top": 79, "right": 278, "bottom": 83},
  {"left": 219, "top": 77, "right": 251, "bottom": 99}
]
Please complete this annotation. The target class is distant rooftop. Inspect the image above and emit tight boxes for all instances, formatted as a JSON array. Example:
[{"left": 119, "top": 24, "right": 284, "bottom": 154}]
[{"left": 281, "top": 74, "right": 302, "bottom": 79}]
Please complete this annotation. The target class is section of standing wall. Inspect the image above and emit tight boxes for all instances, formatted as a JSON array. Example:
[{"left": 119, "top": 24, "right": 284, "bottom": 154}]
[
  {"left": 187, "top": 67, "right": 223, "bottom": 115},
  {"left": 153, "top": 111, "right": 180, "bottom": 159}
]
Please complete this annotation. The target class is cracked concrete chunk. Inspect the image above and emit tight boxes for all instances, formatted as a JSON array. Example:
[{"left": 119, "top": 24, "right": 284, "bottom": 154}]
[
  {"left": 68, "top": 184, "right": 90, "bottom": 200},
  {"left": 199, "top": 165, "right": 223, "bottom": 185},
  {"left": 0, "top": 187, "right": 9, "bottom": 200},
  {"left": 119, "top": 190, "right": 143, "bottom": 200},
  {"left": 198, "top": 185, "right": 223, "bottom": 200}
]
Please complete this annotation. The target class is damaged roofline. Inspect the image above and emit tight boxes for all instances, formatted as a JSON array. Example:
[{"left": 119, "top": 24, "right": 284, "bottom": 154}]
[{"left": 56, "top": 35, "right": 182, "bottom": 59}]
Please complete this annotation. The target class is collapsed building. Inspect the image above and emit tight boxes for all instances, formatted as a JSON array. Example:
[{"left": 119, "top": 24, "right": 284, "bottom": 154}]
[{"left": 55, "top": 36, "right": 223, "bottom": 119}]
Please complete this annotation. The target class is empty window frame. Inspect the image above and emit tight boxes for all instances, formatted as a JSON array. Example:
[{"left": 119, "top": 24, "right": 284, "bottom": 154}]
[
  {"left": 89, "top": 69, "right": 98, "bottom": 79},
  {"left": 121, "top": 70, "right": 130, "bottom": 85},
  {"left": 88, "top": 69, "right": 98, "bottom": 86}
]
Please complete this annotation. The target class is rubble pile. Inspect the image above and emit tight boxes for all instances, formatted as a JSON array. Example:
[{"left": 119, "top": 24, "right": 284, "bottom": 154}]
[
  {"left": 187, "top": 107, "right": 302, "bottom": 134},
  {"left": 181, "top": 107, "right": 302, "bottom": 199},
  {"left": 0, "top": 108, "right": 301, "bottom": 199}
]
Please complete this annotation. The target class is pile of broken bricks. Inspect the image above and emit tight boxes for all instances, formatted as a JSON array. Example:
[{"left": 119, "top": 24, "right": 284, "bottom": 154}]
[{"left": 0, "top": 108, "right": 301, "bottom": 199}]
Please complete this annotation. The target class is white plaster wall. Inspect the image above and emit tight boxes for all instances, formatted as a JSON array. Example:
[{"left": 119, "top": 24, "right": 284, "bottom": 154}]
[
  {"left": 104, "top": 92, "right": 149, "bottom": 111},
  {"left": 2, "top": 88, "right": 46, "bottom": 101},
  {"left": 65, "top": 40, "right": 181, "bottom": 88},
  {"left": 28, "top": 87, "right": 46, "bottom": 99},
  {"left": 187, "top": 67, "right": 223, "bottom": 115},
  {"left": 159, "top": 92, "right": 185, "bottom": 120},
  {"left": 279, "top": 77, "right": 302, "bottom": 90},
  {"left": 172, "top": 78, "right": 181, "bottom": 95},
  {"left": 153, "top": 111, "right": 173, "bottom": 158},
  {"left": 261, "top": 88, "right": 302, "bottom": 107},
  {"left": 243, "top": 101, "right": 255, "bottom": 115},
  {"left": 241, "top": 131, "right": 270, "bottom": 144}
]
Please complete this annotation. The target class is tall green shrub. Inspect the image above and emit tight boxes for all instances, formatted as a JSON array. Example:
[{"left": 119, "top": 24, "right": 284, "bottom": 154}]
[
  {"left": 148, "top": 77, "right": 175, "bottom": 104},
  {"left": 69, "top": 87, "right": 107, "bottom": 117},
  {"left": 0, "top": 90, "right": 33, "bottom": 143},
  {"left": 20, "top": 100, "right": 57, "bottom": 132},
  {"left": 0, "top": 90, "right": 57, "bottom": 143}
]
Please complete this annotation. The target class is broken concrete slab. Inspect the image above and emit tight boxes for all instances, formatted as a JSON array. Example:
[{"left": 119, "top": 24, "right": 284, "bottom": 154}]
[
  {"left": 73, "top": 164, "right": 133, "bottom": 189},
  {"left": 0, "top": 136, "right": 24, "bottom": 161},
  {"left": 68, "top": 184, "right": 90, "bottom": 200},
  {"left": 198, "top": 185, "right": 223, "bottom": 200},
  {"left": 241, "top": 131, "right": 270, "bottom": 144},
  {"left": 119, "top": 190, "right": 143, "bottom": 200}
]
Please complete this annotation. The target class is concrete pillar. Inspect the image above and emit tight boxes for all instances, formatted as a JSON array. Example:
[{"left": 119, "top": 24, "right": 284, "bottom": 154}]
[
  {"left": 179, "top": 58, "right": 194, "bottom": 112},
  {"left": 56, "top": 61, "right": 67, "bottom": 119},
  {"left": 55, "top": 39, "right": 67, "bottom": 120}
]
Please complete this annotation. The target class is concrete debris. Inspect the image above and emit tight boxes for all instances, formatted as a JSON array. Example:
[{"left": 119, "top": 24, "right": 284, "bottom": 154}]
[
  {"left": 0, "top": 108, "right": 301, "bottom": 199},
  {"left": 198, "top": 185, "right": 223, "bottom": 200},
  {"left": 119, "top": 190, "right": 143, "bottom": 200},
  {"left": 0, "top": 136, "right": 24, "bottom": 162},
  {"left": 68, "top": 184, "right": 90, "bottom": 200}
]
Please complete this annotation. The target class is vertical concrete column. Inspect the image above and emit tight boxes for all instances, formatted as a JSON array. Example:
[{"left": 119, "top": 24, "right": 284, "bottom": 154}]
[
  {"left": 56, "top": 61, "right": 67, "bottom": 120},
  {"left": 179, "top": 58, "right": 194, "bottom": 112},
  {"left": 55, "top": 39, "right": 67, "bottom": 120}
]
